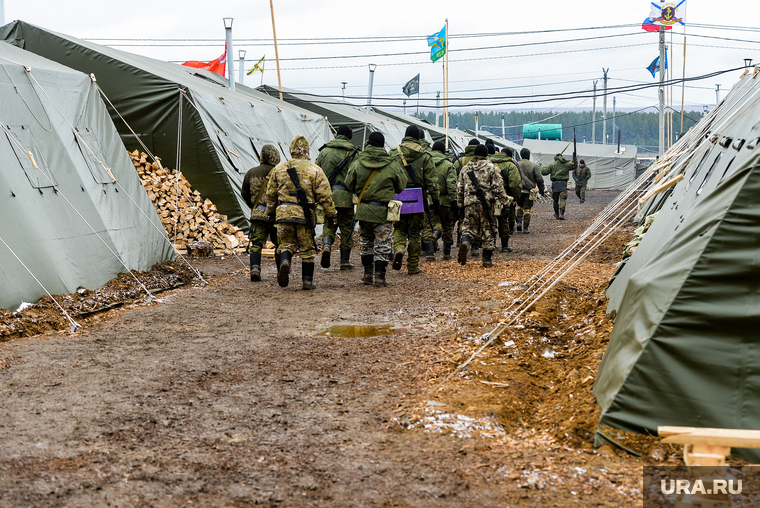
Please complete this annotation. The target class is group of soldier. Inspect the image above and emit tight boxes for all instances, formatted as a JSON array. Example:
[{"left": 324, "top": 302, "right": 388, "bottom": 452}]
[{"left": 242, "top": 125, "right": 591, "bottom": 290}]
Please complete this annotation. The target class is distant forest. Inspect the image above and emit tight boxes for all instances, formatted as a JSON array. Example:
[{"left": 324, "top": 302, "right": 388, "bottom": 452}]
[{"left": 412, "top": 110, "right": 706, "bottom": 152}]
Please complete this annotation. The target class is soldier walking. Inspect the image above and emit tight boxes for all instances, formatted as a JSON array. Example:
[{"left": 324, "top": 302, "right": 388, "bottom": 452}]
[
  {"left": 316, "top": 125, "right": 359, "bottom": 270},
  {"left": 516, "top": 147, "right": 546, "bottom": 234},
  {"left": 542, "top": 153, "right": 577, "bottom": 220},
  {"left": 242, "top": 145, "right": 281, "bottom": 281},
  {"left": 391, "top": 125, "right": 439, "bottom": 275},
  {"left": 488, "top": 146, "right": 522, "bottom": 252},
  {"left": 456, "top": 144, "right": 511, "bottom": 267},
  {"left": 344, "top": 132, "right": 408, "bottom": 286},
  {"left": 266, "top": 136, "right": 337, "bottom": 290},
  {"left": 573, "top": 159, "right": 591, "bottom": 203},
  {"left": 430, "top": 141, "right": 457, "bottom": 260}
]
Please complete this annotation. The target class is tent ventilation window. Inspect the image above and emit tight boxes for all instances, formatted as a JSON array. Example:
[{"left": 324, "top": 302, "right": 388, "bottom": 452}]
[
  {"left": 719, "top": 157, "right": 736, "bottom": 182},
  {"left": 74, "top": 127, "right": 114, "bottom": 184},
  {"left": 697, "top": 152, "right": 722, "bottom": 195},
  {"left": 4, "top": 125, "right": 57, "bottom": 189},
  {"left": 746, "top": 137, "right": 760, "bottom": 150},
  {"left": 689, "top": 148, "right": 713, "bottom": 184},
  {"left": 214, "top": 131, "right": 246, "bottom": 174}
]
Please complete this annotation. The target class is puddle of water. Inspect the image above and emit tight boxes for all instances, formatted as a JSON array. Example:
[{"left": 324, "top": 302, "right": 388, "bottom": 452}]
[{"left": 316, "top": 324, "right": 419, "bottom": 338}]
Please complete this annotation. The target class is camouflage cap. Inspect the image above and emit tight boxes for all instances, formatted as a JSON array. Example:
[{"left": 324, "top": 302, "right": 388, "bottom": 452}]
[
  {"left": 260, "top": 144, "right": 281, "bottom": 166},
  {"left": 289, "top": 135, "right": 310, "bottom": 159}
]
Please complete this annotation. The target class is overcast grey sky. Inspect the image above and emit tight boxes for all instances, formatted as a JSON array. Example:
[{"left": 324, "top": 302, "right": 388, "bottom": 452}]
[{"left": 4, "top": 0, "right": 759, "bottom": 114}]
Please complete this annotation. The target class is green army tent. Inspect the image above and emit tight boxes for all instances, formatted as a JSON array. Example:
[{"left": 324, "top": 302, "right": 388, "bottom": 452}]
[
  {"left": 0, "top": 21, "right": 332, "bottom": 230},
  {"left": 594, "top": 69, "right": 760, "bottom": 460},
  {"left": 371, "top": 107, "right": 467, "bottom": 154},
  {"left": 0, "top": 41, "right": 174, "bottom": 311}
]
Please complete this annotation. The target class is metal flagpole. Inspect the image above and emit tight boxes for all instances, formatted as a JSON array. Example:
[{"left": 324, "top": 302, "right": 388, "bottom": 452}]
[
  {"left": 658, "top": 26, "right": 665, "bottom": 157},
  {"left": 269, "top": 0, "right": 284, "bottom": 101},
  {"left": 444, "top": 18, "right": 449, "bottom": 150},
  {"left": 681, "top": 27, "right": 687, "bottom": 136}
]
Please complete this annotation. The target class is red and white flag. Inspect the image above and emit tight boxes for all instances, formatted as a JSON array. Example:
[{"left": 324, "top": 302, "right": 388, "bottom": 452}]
[{"left": 182, "top": 43, "right": 227, "bottom": 76}]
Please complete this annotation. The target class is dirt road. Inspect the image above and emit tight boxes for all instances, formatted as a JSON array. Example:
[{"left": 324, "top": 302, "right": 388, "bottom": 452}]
[{"left": 0, "top": 191, "right": 652, "bottom": 507}]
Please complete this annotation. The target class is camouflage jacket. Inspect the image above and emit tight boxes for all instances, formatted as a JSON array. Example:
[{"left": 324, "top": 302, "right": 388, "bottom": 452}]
[
  {"left": 315, "top": 135, "right": 358, "bottom": 209},
  {"left": 517, "top": 158, "right": 546, "bottom": 194},
  {"left": 542, "top": 154, "right": 577, "bottom": 182},
  {"left": 266, "top": 136, "right": 336, "bottom": 224},
  {"left": 345, "top": 145, "right": 408, "bottom": 223},
  {"left": 488, "top": 153, "right": 522, "bottom": 200},
  {"left": 392, "top": 136, "right": 439, "bottom": 203},
  {"left": 573, "top": 164, "right": 591, "bottom": 186},
  {"left": 457, "top": 157, "right": 510, "bottom": 210},
  {"left": 431, "top": 150, "right": 457, "bottom": 207},
  {"left": 453, "top": 144, "right": 477, "bottom": 177},
  {"left": 242, "top": 144, "right": 281, "bottom": 221}
]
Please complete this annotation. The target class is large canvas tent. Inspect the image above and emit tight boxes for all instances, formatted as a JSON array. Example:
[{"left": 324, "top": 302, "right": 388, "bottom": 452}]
[
  {"left": 0, "top": 21, "right": 332, "bottom": 230},
  {"left": 594, "top": 69, "right": 760, "bottom": 460},
  {"left": 0, "top": 41, "right": 174, "bottom": 311},
  {"left": 371, "top": 107, "right": 467, "bottom": 154},
  {"left": 523, "top": 139, "right": 637, "bottom": 190}
]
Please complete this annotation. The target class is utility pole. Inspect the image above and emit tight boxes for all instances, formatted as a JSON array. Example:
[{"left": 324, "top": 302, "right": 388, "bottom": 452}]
[
  {"left": 602, "top": 68, "right": 609, "bottom": 145},
  {"left": 612, "top": 96, "right": 617, "bottom": 151},
  {"left": 501, "top": 114, "right": 506, "bottom": 140},
  {"left": 223, "top": 18, "right": 235, "bottom": 92},
  {"left": 341, "top": 82, "right": 347, "bottom": 101},
  {"left": 591, "top": 80, "right": 598, "bottom": 144},
  {"left": 238, "top": 50, "right": 246, "bottom": 86},
  {"left": 365, "top": 63, "right": 377, "bottom": 114},
  {"left": 475, "top": 114, "right": 479, "bottom": 139},
  {"left": 435, "top": 92, "right": 441, "bottom": 127},
  {"left": 715, "top": 84, "right": 721, "bottom": 105},
  {"left": 403, "top": 99, "right": 406, "bottom": 115},
  {"left": 658, "top": 26, "right": 666, "bottom": 157}
]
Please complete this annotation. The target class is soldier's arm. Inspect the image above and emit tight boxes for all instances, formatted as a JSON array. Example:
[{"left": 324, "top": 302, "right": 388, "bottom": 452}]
[
  {"left": 541, "top": 164, "right": 552, "bottom": 176},
  {"left": 241, "top": 170, "right": 253, "bottom": 208},
  {"left": 534, "top": 166, "right": 546, "bottom": 194},
  {"left": 393, "top": 161, "right": 408, "bottom": 194},
  {"left": 509, "top": 166, "right": 521, "bottom": 198},
  {"left": 265, "top": 167, "right": 279, "bottom": 215},
  {"left": 456, "top": 170, "right": 465, "bottom": 207},
  {"left": 492, "top": 167, "right": 511, "bottom": 205},
  {"left": 423, "top": 155, "right": 440, "bottom": 202},
  {"left": 445, "top": 162, "right": 457, "bottom": 198},
  {"left": 313, "top": 166, "right": 337, "bottom": 217},
  {"left": 344, "top": 160, "right": 358, "bottom": 194}
]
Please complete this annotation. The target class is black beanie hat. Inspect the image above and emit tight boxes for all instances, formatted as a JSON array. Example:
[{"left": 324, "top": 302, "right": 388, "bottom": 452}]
[
  {"left": 474, "top": 144, "right": 488, "bottom": 157},
  {"left": 485, "top": 138, "right": 495, "bottom": 147},
  {"left": 405, "top": 125, "right": 420, "bottom": 139},
  {"left": 468, "top": 138, "right": 481, "bottom": 146},
  {"left": 502, "top": 146, "right": 513, "bottom": 157},
  {"left": 487, "top": 144, "right": 496, "bottom": 155},
  {"left": 520, "top": 147, "right": 530, "bottom": 159},
  {"left": 432, "top": 141, "right": 446, "bottom": 152},
  {"left": 367, "top": 131, "right": 385, "bottom": 148},
  {"left": 580, "top": 159, "right": 586, "bottom": 165},
  {"left": 336, "top": 125, "right": 353, "bottom": 140}
]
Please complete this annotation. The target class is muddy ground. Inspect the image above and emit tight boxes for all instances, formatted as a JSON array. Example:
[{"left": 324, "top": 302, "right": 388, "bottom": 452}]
[{"left": 0, "top": 191, "right": 677, "bottom": 507}]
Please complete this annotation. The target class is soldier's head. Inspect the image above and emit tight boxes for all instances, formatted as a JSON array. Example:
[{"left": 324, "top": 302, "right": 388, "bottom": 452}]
[
  {"left": 520, "top": 147, "right": 531, "bottom": 159},
  {"left": 336, "top": 125, "right": 353, "bottom": 140},
  {"left": 468, "top": 138, "right": 481, "bottom": 146},
  {"left": 502, "top": 146, "right": 514, "bottom": 157},
  {"left": 432, "top": 141, "right": 445, "bottom": 153},
  {"left": 260, "top": 144, "right": 281, "bottom": 166},
  {"left": 487, "top": 144, "right": 496, "bottom": 155},
  {"left": 367, "top": 132, "right": 385, "bottom": 148},
  {"left": 473, "top": 144, "right": 488, "bottom": 159},
  {"left": 289, "top": 135, "right": 310, "bottom": 160},
  {"left": 579, "top": 159, "right": 586, "bottom": 166},
  {"left": 405, "top": 125, "right": 421, "bottom": 140}
]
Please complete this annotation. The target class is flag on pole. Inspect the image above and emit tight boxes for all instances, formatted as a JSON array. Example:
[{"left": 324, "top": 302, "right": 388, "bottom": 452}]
[
  {"left": 182, "top": 43, "right": 227, "bottom": 76},
  {"left": 642, "top": 17, "right": 672, "bottom": 32},
  {"left": 646, "top": 1, "right": 687, "bottom": 29},
  {"left": 402, "top": 74, "right": 420, "bottom": 97},
  {"left": 427, "top": 25, "right": 446, "bottom": 63},
  {"left": 647, "top": 51, "right": 669, "bottom": 78},
  {"left": 247, "top": 55, "right": 265, "bottom": 76}
]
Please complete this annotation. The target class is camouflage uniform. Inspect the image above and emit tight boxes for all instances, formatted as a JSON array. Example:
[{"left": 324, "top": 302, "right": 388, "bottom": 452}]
[
  {"left": 516, "top": 151, "right": 546, "bottom": 232},
  {"left": 542, "top": 154, "right": 577, "bottom": 219},
  {"left": 345, "top": 144, "right": 407, "bottom": 286},
  {"left": 456, "top": 156, "right": 510, "bottom": 266},
  {"left": 430, "top": 149, "right": 457, "bottom": 258},
  {"left": 241, "top": 144, "right": 281, "bottom": 281},
  {"left": 391, "top": 137, "right": 439, "bottom": 274},
  {"left": 315, "top": 134, "right": 358, "bottom": 267},
  {"left": 489, "top": 152, "right": 522, "bottom": 250},
  {"left": 266, "top": 136, "right": 337, "bottom": 288},
  {"left": 573, "top": 162, "right": 591, "bottom": 203}
]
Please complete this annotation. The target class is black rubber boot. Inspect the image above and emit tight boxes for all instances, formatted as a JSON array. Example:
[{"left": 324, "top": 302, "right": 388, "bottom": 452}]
[
  {"left": 320, "top": 237, "right": 333, "bottom": 268},
  {"left": 470, "top": 239, "right": 480, "bottom": 258},
  {"left": 482, "top": 249, "right": 495, "bottom": 268},
  {"left": 509, "top": 221, "right": 515, "bottom": 236},
  {"left": 523, "top": 222, "right": 530, "bottom": 234},
  {"left": 340, "top": 247, "right": 354, "bottom": 270},
  {"left": 392, "top": 250, "right": 404, "bottom": 271},
  {"left": 554, "top": 202, "right": 560, "bottom": 219},
  {"left": 433, "top": 230, "right": 442, "bottom": 252},
  {"left": 501, "top": 237, "right": 513, "bottom": 253},
  {"left": 559, "top": 208, "right": 566, "bottom": 220},
  {"left": 458, "top": 235, "right": 471, "bottom": 265},
  {"left": 249, "top": 251, "right": 262, "bottom": 281},
  {"left": 423, "top": 241, "right": 435, "bottom": 262},
  {"left": 374, "top": 260, "right": 388, "bottom": 287},
  {"left": 361, "top": 255, "right": 374, "bottom": 285},
  {"left": 516, "top": 216, "right": 523, "bottom": 232},
  {"left": 277, "top": 251, "right": 292, "bottom": 288},
  {"left": 302, "top": 262, "right": 316, "bottom": 290},
  {"left": 443, "top": 240, "right": 453, "bottom": 260}
]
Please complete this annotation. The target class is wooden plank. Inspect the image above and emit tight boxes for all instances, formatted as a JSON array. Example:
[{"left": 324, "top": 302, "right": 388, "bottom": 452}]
[{"left": 662, "top": 434, "right": 760, "bottom": 448}]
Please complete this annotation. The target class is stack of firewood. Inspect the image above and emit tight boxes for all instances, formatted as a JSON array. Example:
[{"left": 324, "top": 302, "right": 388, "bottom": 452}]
[{"left": 129, "top": 150, "right": 248, "bottom": 251}]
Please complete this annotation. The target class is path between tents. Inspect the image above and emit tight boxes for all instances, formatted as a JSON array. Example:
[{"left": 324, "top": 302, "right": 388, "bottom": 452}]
[{"left": 0, "top": 191, "right": 655, "bottom": 507}]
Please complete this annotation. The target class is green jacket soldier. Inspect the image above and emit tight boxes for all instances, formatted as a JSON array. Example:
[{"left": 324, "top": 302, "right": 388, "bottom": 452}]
[
  {"left": 430, "top": 142, "right": 457, "bottom": 260},
  {"left": 453, "top": 139, "right": 480, "bottom": 177},
  {"left": 344, "top": 132, "right": 408, "bottom": 287},
  {"left": 456, "top": 144, "right": 511, "bottom": 268},
  {"left": 542, "top": 153, "right": 577, "bottom": 220},
  {"left": 242, "top": 144, "right": 281, "bottom": 281},
  {"left": 315, "top": 125, "right": 359, "bottom": 270},
  {"left": 489, "top": 147, "right": 522, "bottom": 252},
  {"left": 266, "top": 135, "right": 337, "bottom": 289},
  {"left": 516, "top": 148, "right": 546, "bottom": 233},
  {"left": 573, "top": 159, "right": 591, "bottom": 203},
  {"left": 391, "top": 125, "right": 439, "bottom": 275}
]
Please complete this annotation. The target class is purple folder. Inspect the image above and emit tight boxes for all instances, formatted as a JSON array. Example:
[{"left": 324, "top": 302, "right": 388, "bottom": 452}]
[{"left": 395, "top": 187, "right": 425, "bottom": 214}]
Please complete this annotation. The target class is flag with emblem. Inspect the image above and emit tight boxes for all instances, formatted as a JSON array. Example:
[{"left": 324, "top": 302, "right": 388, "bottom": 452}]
[
  {"left": 647, "top": 51, "right": 669, "bottom": 78},
  {"left": 247, "top": 55, "right": 265, "bottom": 76},
  {"left": 427, "top": 25, "right": 446, "bottom": 63},
  {"left": 647, "top": 1, "right": 687, "bottom": 28},
  {"left": 402, "top": 74, "right": 420, "bottom": 97}
]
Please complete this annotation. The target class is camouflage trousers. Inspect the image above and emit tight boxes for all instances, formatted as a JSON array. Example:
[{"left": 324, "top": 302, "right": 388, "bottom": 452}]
[
  {"left": 249, "top": 220, "right": 278, "bottom": 254},
  {"left": 421, "top": 210, "right": 441, "bottom": 243},
  {"left": 359, "top": 221, "right": 394, "bottom": 262},
  {"left": 393, "top": 213, "right": 424, "bottom": 270},
  {"left": 575, "top": 185, "right": 587, "bottom": 203},
  {"left": 321, "top": 207, "right": 354, "bottom": 248},
  {"left": 497, "top": 212, "right": 511, "bottom": 242},
  {"left": 552, "top": 190, "right": 568, "bottom": 211},
  {"left": 462, "top": 204, "right": 496, "bottom": 251},
  {"left": 276, "top": 223, "right": 316, "bottom": 262},
  {"left": 516, "top": 193, "right": 535, "bottom": 226}
]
